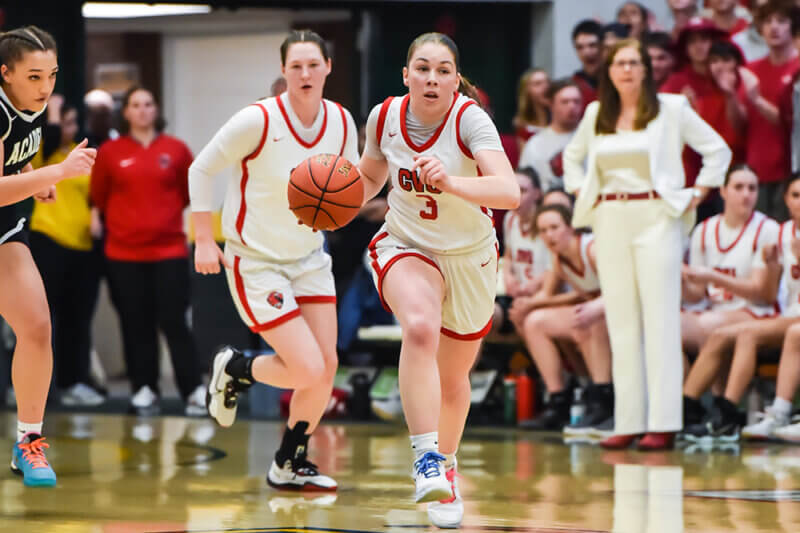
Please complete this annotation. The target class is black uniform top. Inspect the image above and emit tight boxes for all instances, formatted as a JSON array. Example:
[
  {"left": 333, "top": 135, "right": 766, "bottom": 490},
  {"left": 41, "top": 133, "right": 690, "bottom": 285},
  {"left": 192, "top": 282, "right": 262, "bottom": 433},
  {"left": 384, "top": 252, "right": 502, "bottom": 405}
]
[{"left": 0, "top": 86, "right": 46, "bottom": 176}]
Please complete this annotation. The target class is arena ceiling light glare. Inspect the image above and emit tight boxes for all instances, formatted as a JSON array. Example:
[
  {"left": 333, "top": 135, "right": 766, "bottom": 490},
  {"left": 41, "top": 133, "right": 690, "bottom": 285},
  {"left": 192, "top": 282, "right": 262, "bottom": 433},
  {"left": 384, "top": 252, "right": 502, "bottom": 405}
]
[{"left": 82, "top": 2, "right": 212, "bottom": 18}]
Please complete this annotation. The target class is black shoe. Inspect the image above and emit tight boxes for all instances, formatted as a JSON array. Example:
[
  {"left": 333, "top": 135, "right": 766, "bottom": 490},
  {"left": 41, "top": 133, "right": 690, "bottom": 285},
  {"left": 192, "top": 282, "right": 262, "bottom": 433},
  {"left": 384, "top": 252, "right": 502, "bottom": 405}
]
[
  {"left": 682, "top": 397, "right": 741, "bottom": 444},
  {"left": 563, "top": 404, "right": 614, "bottom": 437},
  {"left": 520, "top": 391, "right": 570, "bottom": 431},
  {"left": 683, "top": 395, "right": 707, "bottom": 428}
]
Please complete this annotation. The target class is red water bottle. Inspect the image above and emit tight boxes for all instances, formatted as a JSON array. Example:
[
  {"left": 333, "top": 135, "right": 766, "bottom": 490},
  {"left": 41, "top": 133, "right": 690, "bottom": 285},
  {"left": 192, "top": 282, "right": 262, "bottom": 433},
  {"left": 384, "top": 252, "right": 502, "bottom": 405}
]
[{"left": 516, "top": 373, "right": 534, "bottom": 422}]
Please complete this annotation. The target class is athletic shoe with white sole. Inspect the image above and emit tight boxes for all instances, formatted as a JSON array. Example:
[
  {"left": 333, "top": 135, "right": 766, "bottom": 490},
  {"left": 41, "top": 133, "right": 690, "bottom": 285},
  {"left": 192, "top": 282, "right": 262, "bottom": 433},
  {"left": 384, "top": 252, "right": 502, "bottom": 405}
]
[
  {"left": 413, "top": 451, "right": 451, "bottom": 503},
  {"left": 267, "top": 457, "right": 337, "bottom": 491},
  {"left": 742, "top": 407, "right": 789, "bottom": 441},
  {"left": 185, "top": 384, "right": 208, "bottom": 417},
  {"left": 427, "top": 462, "right": 463, "bottom": 529},
  {"left": 206, "top": 346, "right": 249, "bottom": 428}
]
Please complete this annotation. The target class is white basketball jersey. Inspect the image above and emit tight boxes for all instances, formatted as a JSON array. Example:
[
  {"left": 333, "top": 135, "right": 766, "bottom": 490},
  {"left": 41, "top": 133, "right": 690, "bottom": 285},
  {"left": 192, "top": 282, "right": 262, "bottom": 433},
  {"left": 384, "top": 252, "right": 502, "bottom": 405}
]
[
  {"left": 779, "top": 221, "right": 800, "bottom": 317},
  {"left": 222, "top": 94, "right": 357, "bottom": 261},
  {"left": 503, "top": 211, "right": 551, "bottom": 283},
  {"left": 693, "top": 211, "right": 779, "bottom": 316},
  {"left": 375, "top": 93, "right": 495, "bottom": 253},
  {"left": 558, "top": 233, "right": 600, "bottom": 294}
]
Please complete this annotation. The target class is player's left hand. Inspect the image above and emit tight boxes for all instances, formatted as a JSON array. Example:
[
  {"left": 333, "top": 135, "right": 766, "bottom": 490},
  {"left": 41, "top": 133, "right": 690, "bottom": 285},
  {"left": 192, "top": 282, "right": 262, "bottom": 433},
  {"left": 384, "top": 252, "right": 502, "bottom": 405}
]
[
  {"left": 34, "top": 185, "right": 56, "bottom": 203},
  {"left": 412, "top": 156, "right": 451, "bottom": 192},
  {"left": 573, "top": 299, "right": 604, "bottom": 329},
  {"left": 684, "top": 265, "right": 712, "bottom": 284}
]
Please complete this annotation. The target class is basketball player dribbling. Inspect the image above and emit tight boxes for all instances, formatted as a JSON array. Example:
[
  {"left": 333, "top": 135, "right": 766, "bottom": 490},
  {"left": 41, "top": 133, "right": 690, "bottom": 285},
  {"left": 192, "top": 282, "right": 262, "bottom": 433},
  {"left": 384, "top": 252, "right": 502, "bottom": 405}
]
[
  {"left": 356, "top": 32, "right": 519, "bottom": 527},
  {"left": 188, "top": 29, "right": 358, "bottom": 491},
  {"left": 0, "top": 26, "right": 96, "bottom": 487}
]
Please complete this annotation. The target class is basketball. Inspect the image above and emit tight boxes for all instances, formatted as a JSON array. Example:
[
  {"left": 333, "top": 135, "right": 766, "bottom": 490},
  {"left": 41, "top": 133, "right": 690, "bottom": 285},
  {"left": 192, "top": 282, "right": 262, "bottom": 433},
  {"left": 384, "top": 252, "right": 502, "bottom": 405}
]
[{"left": 288, "top": 153, "right": 363, "bottom": 231}]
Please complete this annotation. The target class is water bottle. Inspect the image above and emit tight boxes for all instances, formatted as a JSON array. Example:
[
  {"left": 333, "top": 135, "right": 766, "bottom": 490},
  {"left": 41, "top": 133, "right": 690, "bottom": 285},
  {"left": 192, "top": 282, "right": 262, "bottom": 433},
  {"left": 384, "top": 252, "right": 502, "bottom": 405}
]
[
  {"left": 570, "top": 387, "right": 585, "bottom": 426},
  {"left": 503, "top": 376, "right": 517, "bottom": 425}
]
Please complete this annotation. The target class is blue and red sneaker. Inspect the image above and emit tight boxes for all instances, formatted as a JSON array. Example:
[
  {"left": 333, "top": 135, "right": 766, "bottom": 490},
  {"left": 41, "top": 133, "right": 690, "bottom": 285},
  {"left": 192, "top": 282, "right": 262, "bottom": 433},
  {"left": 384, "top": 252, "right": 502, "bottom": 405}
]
[{"left": 11, "top": 433, "right": 56, "bottom": 487}]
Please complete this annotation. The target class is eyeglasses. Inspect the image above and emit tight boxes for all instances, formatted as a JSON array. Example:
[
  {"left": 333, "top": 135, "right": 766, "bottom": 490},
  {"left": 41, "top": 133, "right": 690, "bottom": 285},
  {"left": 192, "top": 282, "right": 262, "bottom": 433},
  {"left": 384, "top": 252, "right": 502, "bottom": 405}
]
[{"left": 610, "top": 59, "right": 643, "bottom": 70}]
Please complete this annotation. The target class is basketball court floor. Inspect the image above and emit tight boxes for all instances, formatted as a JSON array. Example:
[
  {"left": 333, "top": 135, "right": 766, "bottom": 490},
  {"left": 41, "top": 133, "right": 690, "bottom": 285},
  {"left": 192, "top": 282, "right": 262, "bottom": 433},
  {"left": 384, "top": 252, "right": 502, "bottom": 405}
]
[{"left": 2, "top": 412, "right": 799, "bottom": 532}]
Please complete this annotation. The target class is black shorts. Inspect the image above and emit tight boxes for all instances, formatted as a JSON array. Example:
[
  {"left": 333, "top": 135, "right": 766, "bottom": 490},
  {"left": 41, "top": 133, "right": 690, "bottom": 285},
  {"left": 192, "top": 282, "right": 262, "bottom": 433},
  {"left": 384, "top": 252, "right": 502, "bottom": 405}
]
[
  {"left": 495, "top": 295, "right": 514, "bottom": 334},
  {"left": 0, "top": 204, "right": 30, "bottom": 247}
]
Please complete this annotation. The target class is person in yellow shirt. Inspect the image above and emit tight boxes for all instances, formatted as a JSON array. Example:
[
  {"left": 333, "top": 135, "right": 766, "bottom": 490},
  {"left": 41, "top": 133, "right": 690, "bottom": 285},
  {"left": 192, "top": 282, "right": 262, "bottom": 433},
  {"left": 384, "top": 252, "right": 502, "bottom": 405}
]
[{"left": 28, "top": 100, "right": 104, "bottom": 406}]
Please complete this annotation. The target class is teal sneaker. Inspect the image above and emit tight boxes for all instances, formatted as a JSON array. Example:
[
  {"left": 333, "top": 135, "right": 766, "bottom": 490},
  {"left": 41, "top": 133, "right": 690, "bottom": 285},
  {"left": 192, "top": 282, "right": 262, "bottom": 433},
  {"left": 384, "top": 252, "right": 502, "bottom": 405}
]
[{"left": 11, "top": 433, "right": 56, "bottom": 487}]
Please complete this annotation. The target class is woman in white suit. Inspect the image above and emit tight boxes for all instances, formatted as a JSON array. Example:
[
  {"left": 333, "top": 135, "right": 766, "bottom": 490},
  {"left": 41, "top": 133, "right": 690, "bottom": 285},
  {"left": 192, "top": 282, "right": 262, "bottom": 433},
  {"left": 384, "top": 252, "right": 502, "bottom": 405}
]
[{"left": 563, "top": 39, "right": 731, "bottom": 451}]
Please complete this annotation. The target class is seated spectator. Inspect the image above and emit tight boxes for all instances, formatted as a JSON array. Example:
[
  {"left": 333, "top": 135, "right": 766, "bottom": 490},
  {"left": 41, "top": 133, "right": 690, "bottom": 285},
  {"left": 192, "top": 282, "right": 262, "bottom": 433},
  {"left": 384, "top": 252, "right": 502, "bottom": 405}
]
[
  {"left": 515, "top": 205, "right": 612, "bottom": 433},
  {"left": 680, "top": 165, "right": 781, "bottom": 438},
  {"left": 602, "top": 23, "right": 632, "bottom": 59},
  {"left": 512, "top": 68, "right": 551, "bottom": 152},
  {"left": 492, "top": 167, "right": 548, "bottom": 335},
  {"left": 669, "top": 0, "right": 701, "bottom": 40},
  {"left": 518, "top": 79, "right": 583, "bottom": 192},
  {"left": 704, "top": 0, "right": 752, "bottom": 34},
  {"left": 742, "top": 0, "right": 800, "bottom": 219},
  {"left": 733, "top": 0, "right": 772, "bottom": 61},
  {"left": 643, "top": 32, "right": 678, "bottom": 89},
  {"left": 739, "top": 173, "right": 800, "bottom": 441},
  {"left": 617, "top": 2, "right": 651, "bottom": 40},
  {"left": 571, "top": 20, "right": 604, "bottom": 109},
  {"left": 29, "top": 98, "right": 104, "bottom": 406}
]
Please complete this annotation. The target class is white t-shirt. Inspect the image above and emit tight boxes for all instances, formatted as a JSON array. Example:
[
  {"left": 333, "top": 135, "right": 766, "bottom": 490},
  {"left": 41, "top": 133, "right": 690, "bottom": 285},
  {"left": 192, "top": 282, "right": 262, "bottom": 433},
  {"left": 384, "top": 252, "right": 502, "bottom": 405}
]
[
  {"left": 189, "top": 93, "right": 359, "bottom": 262},
  {"left": 517, "top": 127, "right": 575, "bottom": 192},
  {"left": 778, "top": 221, "right": 800, "bottom": 317}
]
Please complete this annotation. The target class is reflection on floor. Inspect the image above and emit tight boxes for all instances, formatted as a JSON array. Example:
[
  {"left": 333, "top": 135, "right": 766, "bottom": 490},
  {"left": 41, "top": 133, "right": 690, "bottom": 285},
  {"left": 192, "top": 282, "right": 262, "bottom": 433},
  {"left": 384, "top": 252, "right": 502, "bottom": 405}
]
[{"left": 2, "top": 412, "right": 800, "bottom": 532}]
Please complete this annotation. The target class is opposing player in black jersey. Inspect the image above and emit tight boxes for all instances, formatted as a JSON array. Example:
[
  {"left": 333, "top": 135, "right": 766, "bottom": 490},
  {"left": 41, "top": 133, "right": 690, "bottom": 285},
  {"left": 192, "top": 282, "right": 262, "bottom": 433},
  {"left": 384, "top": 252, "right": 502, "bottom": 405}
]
[{"left": 0, "top": 26, "right": 95, "bottom": 487}]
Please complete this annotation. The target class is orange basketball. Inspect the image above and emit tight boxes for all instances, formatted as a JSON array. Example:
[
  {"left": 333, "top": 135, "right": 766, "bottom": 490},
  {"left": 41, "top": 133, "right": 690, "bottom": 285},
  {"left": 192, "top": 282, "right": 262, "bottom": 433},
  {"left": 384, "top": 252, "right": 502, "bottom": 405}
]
[{"left": 288, "top": 153, "right": 363, "bottom": 231}]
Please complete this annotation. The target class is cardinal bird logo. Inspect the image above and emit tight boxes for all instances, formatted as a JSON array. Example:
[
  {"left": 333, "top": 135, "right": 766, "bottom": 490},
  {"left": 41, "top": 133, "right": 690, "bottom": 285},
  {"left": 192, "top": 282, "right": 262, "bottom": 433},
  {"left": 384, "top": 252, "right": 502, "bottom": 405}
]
[{"left": 267, "top": 291, "right": 284, "bottom": 309}]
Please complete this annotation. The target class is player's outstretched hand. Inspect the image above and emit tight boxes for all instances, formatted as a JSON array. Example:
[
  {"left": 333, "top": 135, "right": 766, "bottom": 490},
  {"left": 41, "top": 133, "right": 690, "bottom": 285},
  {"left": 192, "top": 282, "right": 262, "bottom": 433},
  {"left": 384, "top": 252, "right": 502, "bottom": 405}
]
[
  {"left": 60, "top": 139, "right": 97, "bottom": 179},
  {"left": 195, "top": 240, "right": 231, "bottom": 275}
]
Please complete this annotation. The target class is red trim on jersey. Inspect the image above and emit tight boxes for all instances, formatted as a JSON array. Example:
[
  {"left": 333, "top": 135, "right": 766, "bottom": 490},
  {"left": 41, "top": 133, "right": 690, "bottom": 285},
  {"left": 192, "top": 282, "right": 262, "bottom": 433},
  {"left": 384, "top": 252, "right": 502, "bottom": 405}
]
[
  {"left": 296, "top": 295, "right": 337, "bottom": 305},
  {"left": 455, "top": 100, "right": 477, "bottom": 159},
  {"left": 559, "top": 234, "right": 586, "bottom": 278},
  {"left": 276, "top": 94, "right": 328, "bottom": 149},
  {"left": 441, "top": 318, "right": 493, "bottom": 341},
  {"left": 251, "top": 309, "right": 302, "bottom": 333},
  {"left": 375, "top": 97, "right": 394, "bottom": 146},
  {"left": 236, "top": 103, "right": 269, "bottom": 245},
  {"left": 779, "top": 221, "right": 786, "bottom": 251},
  {"left": 752, "top": 217, "right": 769, "bottom": 252},
  {"left": 233, "top": 255, "right": 259, "bottom": 327},
  {"left": 743, "top": 303, "right": 780, "bottom": 319},
  {"left": 335, "top": 102, "right": 348, "bottom": 156},
  {"left": 399, "top": 92, "right": 459, "bottom": 153},
  {"left": 701, "top": 219, "right": 709, "bottom": 254},
  {"left": 715, "top": 211, "right": 755, "bottom": 253}
]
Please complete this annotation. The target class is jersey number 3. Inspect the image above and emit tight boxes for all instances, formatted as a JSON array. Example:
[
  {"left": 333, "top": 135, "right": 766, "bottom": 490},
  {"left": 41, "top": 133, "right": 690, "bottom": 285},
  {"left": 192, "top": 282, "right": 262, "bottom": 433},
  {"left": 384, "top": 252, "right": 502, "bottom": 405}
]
[{"left": 416, "top": 194, "right": 438, "bottom": 220}]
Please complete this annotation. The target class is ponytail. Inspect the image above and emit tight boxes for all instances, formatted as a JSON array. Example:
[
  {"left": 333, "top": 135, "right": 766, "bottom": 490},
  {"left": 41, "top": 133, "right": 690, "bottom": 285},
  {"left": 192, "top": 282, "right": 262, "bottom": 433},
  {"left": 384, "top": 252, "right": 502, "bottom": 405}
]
[
  {"left": 459, "top": 76, "right": 482, "bottom": 108},
  {"left": 0, "top": 26, "right": 57, "bottom": 73}
]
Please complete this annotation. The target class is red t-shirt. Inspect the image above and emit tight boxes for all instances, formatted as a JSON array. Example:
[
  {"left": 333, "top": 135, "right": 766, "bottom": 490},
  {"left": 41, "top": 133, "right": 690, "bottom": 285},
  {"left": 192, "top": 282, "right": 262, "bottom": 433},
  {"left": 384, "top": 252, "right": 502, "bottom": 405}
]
[
  {"left": 90, "top": 134, "right": 192, "bottom": 261},
  {"left": 661, "top": 67, "right": 746, "bottom": 183},
  {"left": 745, "top": 56, "right": 800, "bottom": 183},
  {"left": 572, "top": 71, "right": 598, "bottom": 113}
]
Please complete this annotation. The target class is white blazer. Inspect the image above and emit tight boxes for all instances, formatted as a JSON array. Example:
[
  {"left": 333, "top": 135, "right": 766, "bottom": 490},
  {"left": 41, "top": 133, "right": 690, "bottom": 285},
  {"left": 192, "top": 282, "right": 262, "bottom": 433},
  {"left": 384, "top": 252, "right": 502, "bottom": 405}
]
[{"left": 563, "top": 93, "right": 732, "bottom": 229}]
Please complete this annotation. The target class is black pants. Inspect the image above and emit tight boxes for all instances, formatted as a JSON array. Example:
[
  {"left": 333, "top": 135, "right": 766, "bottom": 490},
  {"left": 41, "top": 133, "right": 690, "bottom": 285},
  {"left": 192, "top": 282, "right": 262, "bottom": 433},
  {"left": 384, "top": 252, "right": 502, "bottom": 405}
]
[
  {"left": 105, "top": 257, "right": 201, "bottom": 399},
  {"left": 29, "top": 231, "right": 101, "bottom": 388}
]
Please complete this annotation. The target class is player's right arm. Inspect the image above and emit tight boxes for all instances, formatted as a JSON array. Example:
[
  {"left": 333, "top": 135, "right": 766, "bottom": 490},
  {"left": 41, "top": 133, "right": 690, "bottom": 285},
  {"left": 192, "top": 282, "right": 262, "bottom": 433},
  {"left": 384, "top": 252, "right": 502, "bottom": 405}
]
[
  {"left": 0, "top": 138, "right": 95, "bottom": 207},
  {"left": 358, "top": 103, "right": 390, "bottom": 204},
  {"left": 682, "top": 224, "right": 708, "bottom": 303},
  {"left": 189, "top": 105, "right": 264, "bottom": 274}
]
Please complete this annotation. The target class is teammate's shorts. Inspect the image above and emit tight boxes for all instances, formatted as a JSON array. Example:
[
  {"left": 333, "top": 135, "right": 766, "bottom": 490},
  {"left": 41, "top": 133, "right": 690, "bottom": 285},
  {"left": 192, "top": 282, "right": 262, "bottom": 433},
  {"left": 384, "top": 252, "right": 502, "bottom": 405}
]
[
  {"left": 0, "top": 205, "right": 29, "bottom": 247},
  {"left": 224, "top": 243, "right": 336, "bottom": 333},
  {"left": 367, "top": 229, "right": 498, "bottom": 340}
]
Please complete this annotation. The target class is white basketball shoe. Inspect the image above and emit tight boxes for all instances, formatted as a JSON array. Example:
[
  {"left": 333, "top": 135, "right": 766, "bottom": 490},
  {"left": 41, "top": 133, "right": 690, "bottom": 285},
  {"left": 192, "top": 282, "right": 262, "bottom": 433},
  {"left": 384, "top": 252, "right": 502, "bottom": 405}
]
[
  {"left": 413, "top": 451, "right": 451, "bottom": 503},
  {"left": 427, "top": 460, "right": 463, "bottom": 528}
]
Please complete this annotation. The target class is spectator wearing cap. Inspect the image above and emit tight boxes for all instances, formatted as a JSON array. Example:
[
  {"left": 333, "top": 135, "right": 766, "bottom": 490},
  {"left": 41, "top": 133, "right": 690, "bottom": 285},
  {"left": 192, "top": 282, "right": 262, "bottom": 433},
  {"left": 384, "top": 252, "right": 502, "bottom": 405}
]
[
  {"left": 571, "top": 20, "right": 604, "bottom": 110},
  {"left": 704, "top": 0, "right": 752, "bottom": 34},
  {"left": 661, "top": 18, "right": 731, "bottom": 194},
  {"left": 644, "top": 32, "right": 678, "bottom": 88},
  {"left": 742, "top": 0, "right": 800, "bottom": 217},
  {"left": 733, "top": 0, "right": 772, "bottom": 61},
  {"left": 518, "top": 79, "right": 583, "bottom": 192}
]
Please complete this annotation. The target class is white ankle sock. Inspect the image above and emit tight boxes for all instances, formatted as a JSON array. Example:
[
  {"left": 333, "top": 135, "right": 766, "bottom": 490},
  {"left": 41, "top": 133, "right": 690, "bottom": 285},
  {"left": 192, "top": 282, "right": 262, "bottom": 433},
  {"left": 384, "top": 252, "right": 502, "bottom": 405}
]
[
  {"left": 772, "top": 397, "right": 792, "bottom": 417},
  {"left": 17, "top": 421, "right": 43, "bottom": 443},
  {"left": 410, "top": 432, "right": 438, "bottom": 459},
  {"left": 442, "top": 452, "right": 456, "bottom": 471}
]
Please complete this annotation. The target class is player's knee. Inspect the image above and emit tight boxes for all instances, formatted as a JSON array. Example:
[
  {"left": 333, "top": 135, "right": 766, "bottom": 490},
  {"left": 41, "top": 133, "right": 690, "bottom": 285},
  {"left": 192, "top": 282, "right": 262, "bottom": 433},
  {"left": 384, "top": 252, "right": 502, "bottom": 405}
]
[
  {"left": 785, "top": 323, "right": 800, "bottom": 345},
  {"left": 402, "top": 314, "right": 440, "bottom": 349},
  {"left": 441, "top": 374, "right": 470, "bottom": 403},
  {"left": 12, "top": 310, "right": 51, "bottom": 348},
  {"left": 291, "top": 353, "right": 326, "bottom": 385},
  {"left": 522, "top": 309, "right": 545, "bottom": 333}
]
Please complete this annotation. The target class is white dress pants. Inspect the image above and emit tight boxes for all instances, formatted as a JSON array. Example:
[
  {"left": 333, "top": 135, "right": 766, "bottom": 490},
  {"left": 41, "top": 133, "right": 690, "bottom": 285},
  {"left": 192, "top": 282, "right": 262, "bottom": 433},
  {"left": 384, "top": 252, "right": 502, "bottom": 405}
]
[{"left": 592, "top": 199, "right": 683, "bottom": 434}]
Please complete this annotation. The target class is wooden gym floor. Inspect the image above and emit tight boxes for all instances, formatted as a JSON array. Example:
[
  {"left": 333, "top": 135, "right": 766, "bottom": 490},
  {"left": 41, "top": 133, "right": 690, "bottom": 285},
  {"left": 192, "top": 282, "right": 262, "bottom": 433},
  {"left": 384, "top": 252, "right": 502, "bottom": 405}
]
[{"left": 1, "top": 412, "right": 800, "bottom": 532}]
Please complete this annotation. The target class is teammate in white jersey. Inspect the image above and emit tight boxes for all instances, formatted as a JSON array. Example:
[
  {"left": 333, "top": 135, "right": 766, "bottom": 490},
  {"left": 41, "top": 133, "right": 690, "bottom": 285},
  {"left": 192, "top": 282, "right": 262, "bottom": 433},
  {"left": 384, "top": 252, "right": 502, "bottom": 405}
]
[
  {"left": 356, "top": 33, "right": 518, "bottom": 527},
  {"left": 491, "top": 167, "right": 549, "bottom": 335},
  {"left": 681, "top": 165, "right": 781, "bottom": 356},
  {"left": 679, "top": 166, "right": 783, "bottom": 442},
  {"left": 189, "top": 30, "right": 358, "bottom": 491},
  {"left": 515, "top": 205, "right": 612, "bottom": 436}
]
